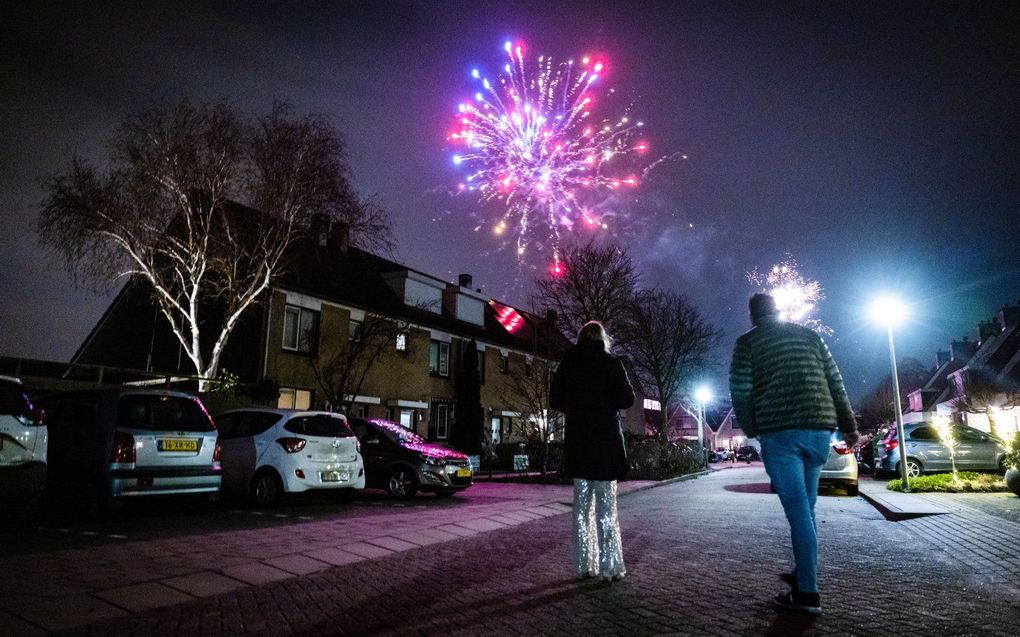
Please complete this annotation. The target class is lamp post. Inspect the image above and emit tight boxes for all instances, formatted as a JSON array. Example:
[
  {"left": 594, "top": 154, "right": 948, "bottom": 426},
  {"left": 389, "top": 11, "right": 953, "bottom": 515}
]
[
  {"left": 870, "top": 296, "right": 911, "bottom": 492},
  {"left": 694, "top": 385, "right": 712, "bottom": 449}
]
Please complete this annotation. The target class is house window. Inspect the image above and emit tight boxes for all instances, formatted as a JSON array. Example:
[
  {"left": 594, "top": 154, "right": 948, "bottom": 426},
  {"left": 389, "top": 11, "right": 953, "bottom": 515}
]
[
  {"left": 278, "top": 388, "right": 312, "bottom": 410},
  {"left": 349, "top": 319, "right": 363, "bottom": 343},
  {"left": 283, "top": 306, "right": 318, "bottom": 353},
  {"left": 395, "top": 331, "right": 408, "bottom": 352},
  {"left": 428, "top": 399, "right": 452, "bottom": 439},
  {"left": 429, "top": 340, "right": 450, "bottom": 377},
  {"left": 477, "top": 350, "right": 485, "bottom": 385},
  {"left": 499, "top": 353, "right": 509, "bottom": 374},
  {"left": 525, "top": 355, "right": 534, "bottom": 378}
]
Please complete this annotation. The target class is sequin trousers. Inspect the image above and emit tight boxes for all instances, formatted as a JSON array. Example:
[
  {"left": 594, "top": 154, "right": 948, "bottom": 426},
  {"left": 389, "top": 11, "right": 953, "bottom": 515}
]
[{"left": 572, "top": 478, "right": 625, "bottom": 578}]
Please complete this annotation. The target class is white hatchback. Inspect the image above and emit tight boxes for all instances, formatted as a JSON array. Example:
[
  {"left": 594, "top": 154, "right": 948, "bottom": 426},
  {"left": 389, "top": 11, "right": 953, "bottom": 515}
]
[
  {"left": 215, "top": 409, "right": 365, "bottom": 507},
  {"left": 0, "top": 376, "right": 47, "bottom": 505}
]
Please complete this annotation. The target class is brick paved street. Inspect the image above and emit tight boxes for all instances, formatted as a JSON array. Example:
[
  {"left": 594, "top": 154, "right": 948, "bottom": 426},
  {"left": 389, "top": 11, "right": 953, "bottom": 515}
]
[{"left": 4, "top": 466, "right": 1009, "bottom": 636}]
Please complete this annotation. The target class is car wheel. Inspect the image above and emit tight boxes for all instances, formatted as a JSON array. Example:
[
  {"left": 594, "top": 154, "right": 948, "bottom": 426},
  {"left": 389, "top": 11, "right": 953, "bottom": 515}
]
[
  {"left": 250, "top": 469, "right": 283, "bottom": 508},
  {"left": 846, "top": 482, "right": 859, "bottom": 496},
  {"left": 897, "top": 458, "right": 923, "bottom": 478},
  {"left": 386, "top": 466, "right": 419, "bottom": 499}
]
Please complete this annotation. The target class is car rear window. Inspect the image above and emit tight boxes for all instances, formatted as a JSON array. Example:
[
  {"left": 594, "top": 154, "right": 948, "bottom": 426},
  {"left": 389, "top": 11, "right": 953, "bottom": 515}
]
[
  {"left": 118, "top": 395, "right": 214, "bottom": 432},
  {"left": 284, "top": 415, "right": 353, "bottom": 438},
  {"left": 0, "top": 382, "right": 31, "bottom": 418}
]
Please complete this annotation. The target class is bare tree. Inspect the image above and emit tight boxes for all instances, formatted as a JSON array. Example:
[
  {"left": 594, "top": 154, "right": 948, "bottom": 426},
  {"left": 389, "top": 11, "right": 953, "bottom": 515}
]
[
  {"left": 955, "top": 365, "right": 1020, "bottom": 441},
  {"left": 39, "top": 99, "right": 393, "bottom": 389},
  {"left": 619, "top": 290, "right": 719, "bottom": 442},
  {"left": 310, "top": 314, "right": 414, "bottom": 418},
  {"left": 532, "top": 239, "right": 639, "bottom": 338},
  {"left": 499, "top": 356, "right": 564, "bottom": 476},
  {"left": 858, "top": 357, "right": 931, "bottom": 430}
]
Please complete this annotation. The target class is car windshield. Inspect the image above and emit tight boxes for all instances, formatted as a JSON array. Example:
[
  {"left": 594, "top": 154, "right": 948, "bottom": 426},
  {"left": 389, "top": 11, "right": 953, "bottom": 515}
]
[
  {"left": 284, "top": 415, "right": 354, "bottom": 438},
  {"left": 118, "top": 395, "right": 214, "bottom": 432},
  {"left": 371, "top": 419, "right": 425, "bottom": 445}
]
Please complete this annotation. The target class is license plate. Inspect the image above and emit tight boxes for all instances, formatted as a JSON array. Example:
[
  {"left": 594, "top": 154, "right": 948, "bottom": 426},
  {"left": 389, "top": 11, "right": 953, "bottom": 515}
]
[
  {"left": 158, "top": 438, "right": 198, "bottom": 452},
  {"left": 321, "top": 471, "right": 350, "bottom": 483},
  {"left": 456, "top": 468, "right": 472, "bottom": 477}
]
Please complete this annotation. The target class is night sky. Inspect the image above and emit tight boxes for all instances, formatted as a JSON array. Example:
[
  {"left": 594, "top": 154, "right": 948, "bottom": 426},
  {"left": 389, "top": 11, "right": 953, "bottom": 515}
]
[{"left": 2, "top": 1, "right": 1017, "bottom": 402}]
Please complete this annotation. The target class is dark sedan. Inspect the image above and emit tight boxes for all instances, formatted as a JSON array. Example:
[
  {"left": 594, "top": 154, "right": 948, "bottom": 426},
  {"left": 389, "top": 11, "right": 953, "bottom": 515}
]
[{"left": 348, "top": 418, "right": 472, "bottom": 498}]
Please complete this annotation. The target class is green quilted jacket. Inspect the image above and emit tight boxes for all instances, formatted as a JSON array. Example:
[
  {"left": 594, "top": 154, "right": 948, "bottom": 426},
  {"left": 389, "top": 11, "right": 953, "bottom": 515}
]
[{"left": 728, "top": 317, "right": 856, "bottom": 438}]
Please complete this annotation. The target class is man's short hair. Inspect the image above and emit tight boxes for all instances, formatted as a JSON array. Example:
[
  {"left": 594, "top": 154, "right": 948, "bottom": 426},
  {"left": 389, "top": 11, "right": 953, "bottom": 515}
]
[{"left": 749, "top": 293, "right": 779, "bottom": 325}]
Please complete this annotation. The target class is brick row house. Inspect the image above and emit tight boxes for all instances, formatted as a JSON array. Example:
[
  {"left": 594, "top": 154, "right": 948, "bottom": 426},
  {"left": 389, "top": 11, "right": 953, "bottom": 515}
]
[
  {"left": 900, "top": 302, "right": 1020, "bottom": 438},
  {"left": 72, "top": 216, "right": 579, "bottom": 447}
]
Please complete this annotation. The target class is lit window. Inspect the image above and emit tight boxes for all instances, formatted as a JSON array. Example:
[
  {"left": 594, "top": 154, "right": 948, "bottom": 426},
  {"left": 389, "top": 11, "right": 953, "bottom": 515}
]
[
  {"left": 395, "top": 332, "right": 408, "bottom": 352},
  {"left": 278, "top": 388, "right": 312, "bottom": 410}
]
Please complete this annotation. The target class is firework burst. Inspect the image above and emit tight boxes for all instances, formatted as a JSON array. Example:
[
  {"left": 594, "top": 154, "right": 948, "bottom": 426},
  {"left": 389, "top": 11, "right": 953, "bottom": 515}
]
[
  {"left": 449, "top": 40, "right": 648, "bottom": 268},
  {"left": 747, "top": 255, "right": 832, "bottom": 335}
]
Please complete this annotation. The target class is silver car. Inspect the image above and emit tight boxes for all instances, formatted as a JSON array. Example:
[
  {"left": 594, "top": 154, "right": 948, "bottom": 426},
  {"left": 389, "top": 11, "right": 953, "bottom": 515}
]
[
  {"left": 876, "top": 422, "right": 1007, "bottom": 477},
  {"left": 820, "top": 431, "right": 859, "bottom": 495},
  {"left": 41, "top": 388, "right": 221, "bottom": 515}
]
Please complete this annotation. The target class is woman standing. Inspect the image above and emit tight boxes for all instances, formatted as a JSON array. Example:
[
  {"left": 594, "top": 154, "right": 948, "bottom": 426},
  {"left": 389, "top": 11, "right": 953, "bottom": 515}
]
[{"left": 550, "top": 321, "right": 635, "bottom": 582}]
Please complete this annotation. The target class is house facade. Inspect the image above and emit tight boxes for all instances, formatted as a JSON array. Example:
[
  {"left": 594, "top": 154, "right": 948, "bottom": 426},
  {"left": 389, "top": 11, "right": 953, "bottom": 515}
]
[{"left": 72, "top": 219, "right": 570, "bottom": 447}]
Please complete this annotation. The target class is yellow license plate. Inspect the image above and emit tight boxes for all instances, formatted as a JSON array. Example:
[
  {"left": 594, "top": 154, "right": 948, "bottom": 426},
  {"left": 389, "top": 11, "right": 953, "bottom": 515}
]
[
  {"left": 159, "top": 438, "right": 198, "bottom": 452},
  {"left": 456, "top": 468, "right": 472, "bottom": 477}
]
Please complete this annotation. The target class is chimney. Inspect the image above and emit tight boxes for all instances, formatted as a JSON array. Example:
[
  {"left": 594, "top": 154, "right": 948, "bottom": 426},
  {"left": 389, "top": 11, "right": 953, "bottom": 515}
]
[
  {"left": 975, "top": 320, "right": 999, "bottom": 344},
  {"left": 997, "top": 304, "right": 1020, "bottom": 329},
  {"left": 458, "top": 273, "right": 473, "bottom": 289},
  {"left": 950, "top": 338, "right": 976, "bottom": 362},
  {"left": 309, "top": 213, "right": 330, "bottom": 247},
  {"left": 332, "top": 222, "right": 350, "bottom": 254}
]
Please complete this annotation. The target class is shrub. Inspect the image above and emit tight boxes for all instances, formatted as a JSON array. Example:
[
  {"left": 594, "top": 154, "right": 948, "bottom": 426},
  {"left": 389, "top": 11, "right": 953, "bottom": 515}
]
[
  {"left": 1002, "top": 432, "right": 1020, "bottom": 471},
  {"left": 627, "top": 438, "right": 707, "bottom": 480},
  {"left": 886, "top": 471, "right": 1010, "bottom": 493}
]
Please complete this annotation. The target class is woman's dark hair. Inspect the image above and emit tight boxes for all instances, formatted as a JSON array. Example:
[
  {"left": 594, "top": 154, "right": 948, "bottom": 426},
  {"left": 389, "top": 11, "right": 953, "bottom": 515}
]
[{"left": 577, "top": 320, "right": 612, "bottom": 353}]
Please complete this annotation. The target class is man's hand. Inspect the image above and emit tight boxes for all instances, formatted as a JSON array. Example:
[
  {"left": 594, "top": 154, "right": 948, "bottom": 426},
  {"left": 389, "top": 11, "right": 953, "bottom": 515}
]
[{"left": 842, "top": 430, "right": 861, "bottom": 448}]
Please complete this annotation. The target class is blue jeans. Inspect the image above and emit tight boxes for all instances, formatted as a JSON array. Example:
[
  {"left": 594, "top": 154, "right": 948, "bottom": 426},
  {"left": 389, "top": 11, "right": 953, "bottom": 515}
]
[{"left": 760, "top": 429, "right": 832, "bottom": 594}]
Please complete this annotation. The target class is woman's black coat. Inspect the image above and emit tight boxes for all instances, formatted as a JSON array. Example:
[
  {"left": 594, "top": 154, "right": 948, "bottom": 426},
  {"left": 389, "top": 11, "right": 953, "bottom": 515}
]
[{"left": 550, "top": 341, "right": 635, "bottom": 480}]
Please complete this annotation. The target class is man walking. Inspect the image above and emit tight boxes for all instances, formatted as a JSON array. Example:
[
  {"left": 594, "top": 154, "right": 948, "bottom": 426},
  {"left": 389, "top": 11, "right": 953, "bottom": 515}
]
[{"left": 729, "top": 293, "right": 859, "bottom": 615}]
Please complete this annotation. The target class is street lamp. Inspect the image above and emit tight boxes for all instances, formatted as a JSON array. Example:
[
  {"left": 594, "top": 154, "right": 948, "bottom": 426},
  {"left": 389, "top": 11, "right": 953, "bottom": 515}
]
[
  {"left": 870, "top": 295, "right": 911, "bottom": 492},
  {"left": 694, "top": 385, "right": 712, "bottom": 449}
]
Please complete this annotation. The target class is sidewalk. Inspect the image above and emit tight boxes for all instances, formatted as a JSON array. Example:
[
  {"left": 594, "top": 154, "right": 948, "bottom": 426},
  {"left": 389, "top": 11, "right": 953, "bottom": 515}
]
[
  {"left": 0, "top": 480, "right": 656, "bottom": 634},
  {"left": 856, "top": 474, "right": 951, "bottom": 520},
  {"left": 46, "top": 466, "right": 1020, "bottom": 636}
]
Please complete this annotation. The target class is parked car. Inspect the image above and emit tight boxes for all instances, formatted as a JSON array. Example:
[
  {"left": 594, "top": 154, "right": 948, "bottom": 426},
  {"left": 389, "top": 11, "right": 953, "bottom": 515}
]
[
  {"left": 876, "top": 422, "right": 1008, "bottom": 477},
  {"left": 214, "top": 408, "right": 365, "bottom": 507},
  {"left": 735, "top": 446, "right": 759, "bottom": 462},
  {"left": 819, "top": 431, "right": 859, "bottom": 495},
  {"left": 41, "top": 388, "right": 221, "bottom": 516},
  {"left": 348, "top": 417, "right": 472, "bottom": 498},
  {"left": 0, "top": 376, "right": 47, "bottom": 507}
]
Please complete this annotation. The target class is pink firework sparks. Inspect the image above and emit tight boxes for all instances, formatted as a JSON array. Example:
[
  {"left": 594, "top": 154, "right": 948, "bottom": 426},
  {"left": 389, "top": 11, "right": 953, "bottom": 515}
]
[{"left": 449, "top": 40, "right": 648, "bottom": 268}]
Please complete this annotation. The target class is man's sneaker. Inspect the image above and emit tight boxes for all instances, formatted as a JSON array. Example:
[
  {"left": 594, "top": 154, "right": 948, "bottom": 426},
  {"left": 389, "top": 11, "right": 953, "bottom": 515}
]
[{"left": 774, "top": 591, "right": 821, "bottom": 615}]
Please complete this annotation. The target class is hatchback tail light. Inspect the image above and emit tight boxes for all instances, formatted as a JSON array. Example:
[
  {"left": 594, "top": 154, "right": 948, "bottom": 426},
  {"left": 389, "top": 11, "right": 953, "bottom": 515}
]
[
  {"left": 276, "top": 437, "right": 307, "bottom": 453},
  {"left": 110, "top": 431, "right": 136, "bottom": 463},
  {"left": 885, "top": 438, "right": 899, "bottom": 454},
  {"left": 213, "top": 441, "right": 222, "bottom": 462},
  {"left": 832, "top": 440, "right": 853, "bottom": 455}
]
